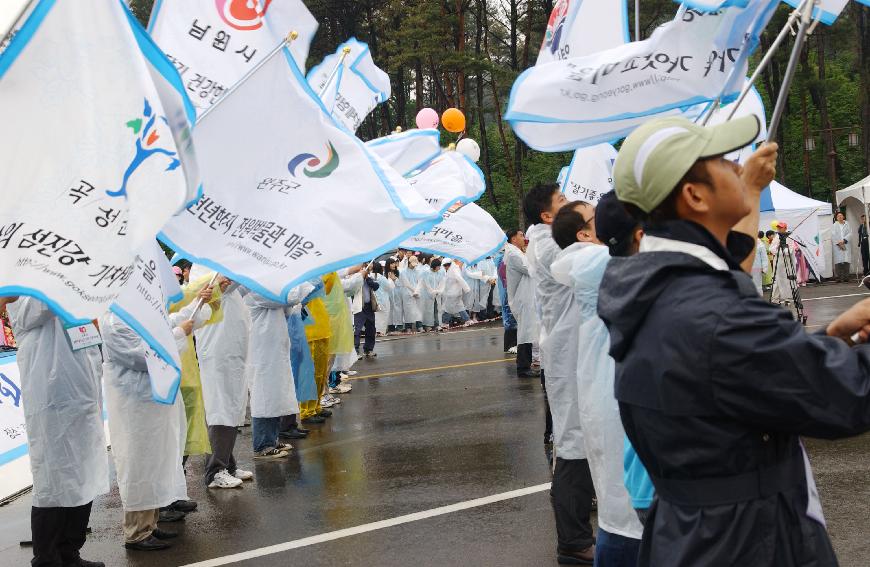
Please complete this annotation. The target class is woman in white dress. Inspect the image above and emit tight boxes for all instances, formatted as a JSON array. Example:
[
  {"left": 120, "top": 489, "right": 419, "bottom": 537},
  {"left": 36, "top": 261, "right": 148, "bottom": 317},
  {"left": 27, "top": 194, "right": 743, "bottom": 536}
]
[{"left": 832, "top": 211, "right": 852, "bottom": 282}]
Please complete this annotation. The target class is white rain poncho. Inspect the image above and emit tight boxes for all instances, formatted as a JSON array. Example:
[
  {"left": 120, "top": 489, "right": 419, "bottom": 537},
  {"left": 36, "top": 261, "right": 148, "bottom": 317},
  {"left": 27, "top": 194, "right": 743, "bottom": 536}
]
[
  {"left": 101, "top": 306, "right": 204, "bottom": 511},
  {"left": 245, "top": 283, "right": 312, "bottom": 418},
  {"left": 372, "top": 272, "right": 394, "bottom": 334},
  {"left": 527, "top": 227, "right": 587, "bottom": 460},
  {"left": 420, "top": 266, "right": 446, "bottom": 327},
  {"left": 504, "top": 243, "right": 540, "bottom": 345},
  {"left": 441, "top": 263, "right": 471, "bottom": 315},
  {"left": 396, "top": 259, "right": 423, "bottom": 324},
  {"left": 553, "top": 243, "right": 643, "bottom": 539},
  {"left": 7, "top": 298, "right": 108, "bottom": 508},
  {"left": 832, "top": 220, "right": 852, "bottom": 265},
  {"left": 476, "top": 257, "right": 498, "bottom": 309},
  {"left": 195, "top": 285, "right": 251, "bottom": 427},
  {"left": 751, "top": 239, "right": 768, "bottom": 294}
]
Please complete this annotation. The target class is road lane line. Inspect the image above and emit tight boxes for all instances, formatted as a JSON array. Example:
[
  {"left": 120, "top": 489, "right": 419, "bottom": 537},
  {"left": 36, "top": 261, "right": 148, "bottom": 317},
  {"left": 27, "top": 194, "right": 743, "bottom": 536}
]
[
  {"left": 351, "top": 358, "right": 514, "bottom": 380},
  {"left": 803, "top": 292, "right": 870, "bottom": 302},
  {"left": 179, "top": 483, "right": 552, "bottom": 567}
]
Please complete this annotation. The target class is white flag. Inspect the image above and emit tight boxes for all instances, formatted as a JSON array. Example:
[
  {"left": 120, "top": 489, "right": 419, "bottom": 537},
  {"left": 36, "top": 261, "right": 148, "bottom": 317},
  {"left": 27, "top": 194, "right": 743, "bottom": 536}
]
[
  {"left": 506, "top": 2, "right": 778, "bottom": 151},
  {"left": 365, "top": 129, "right": 441, "bottom": 176},
  {"left": 160, "top": 49, "right": 439, "bottom": 303},
  {"left": 148, "top": 0, "right": 317, "bottom": 114},
  {"left": 538, "top": 0, "right": 629, "bottom": 64},
  {"left": 560, "top": 144, "right": 617, "bottom": 205},
  {"left": 307, "top": 38, "right": 391, "bottom": 133},
  {"left": 0, "top": 0, "right": 198, "bottom": 323},
  {"left": 403, "top": 203, "right": 507, "bottom": 265},
  {"left": 782, "top": 0, "right": 849, "bottom": 25},
  {"left": 406, "top": 151, "right": 485, "bottom": 212},
  {"left": 704, "top": 82, "right": 767, "bottom": 163},
  {"left": 110, "top": 241, "right": 184, "bottom": 404}
]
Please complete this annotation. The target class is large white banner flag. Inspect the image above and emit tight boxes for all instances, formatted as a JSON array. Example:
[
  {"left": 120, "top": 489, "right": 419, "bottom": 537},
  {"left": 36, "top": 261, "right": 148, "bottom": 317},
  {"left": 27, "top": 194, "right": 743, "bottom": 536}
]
[
  {"left": 406, "top": 151, "right": 486, "bottom": 212},
  {"left": 148, "top": 0, "right": 317, "bottom": 114},
  {"left": 537, "top": 0, "right": 629, "bottom": 64},
  {"left": 506, "top": 2, "right": 778, "bottom": 151},
  {"left": 685, "top": 1, "right": 850, "bottom": 26},
  {"left": 307, "top": 38, "right": 391, "bottom": 133},
  {"left": 403, "top": 204, "right": 507, "bottom": 265},
  {"left": 560, "top": 144, "right": 617, "bottom": 204},
  {"left": 0, "top": 0, "right": 199, "bottom": 324},
  {"left": 705, "top": 82, "right": 767, "bottom": 163},
  {"left": 161, "top": 49, "right": 440, "bottom": 303},
  {"left": 110, "top": 241, "right": 184, "bottom": 404},
  {"left": 365, "top": 129, "right": 441, "bottom": 176}
]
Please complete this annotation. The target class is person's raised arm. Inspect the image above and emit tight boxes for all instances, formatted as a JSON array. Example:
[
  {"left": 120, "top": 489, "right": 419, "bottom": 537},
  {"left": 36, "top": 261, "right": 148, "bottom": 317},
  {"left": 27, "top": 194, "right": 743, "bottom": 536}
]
[{"left": 733, "top": 143, "right": 778, "bottom": 274}]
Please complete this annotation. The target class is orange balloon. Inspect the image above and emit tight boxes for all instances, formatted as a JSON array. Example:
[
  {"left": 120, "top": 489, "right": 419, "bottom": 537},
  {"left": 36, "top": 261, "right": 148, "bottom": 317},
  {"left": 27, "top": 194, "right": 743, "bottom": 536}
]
[{"left": 441, "top": 107, "right": 466, "bottom": 133}]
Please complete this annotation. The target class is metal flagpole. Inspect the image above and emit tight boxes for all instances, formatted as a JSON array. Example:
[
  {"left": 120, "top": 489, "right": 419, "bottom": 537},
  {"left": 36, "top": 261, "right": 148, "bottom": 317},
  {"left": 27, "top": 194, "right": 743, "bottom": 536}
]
[
  {"left": 766, "top": 0, "right": 816, "bottom": 141},
  {"left": 725, "top": 0, "right": 808, "bottom": 121},
  {"left": 635, "top": 0, "right": 640, "bottom": 41},
  {"left": 0, "top": 0, "right": 34, "bottom": 47},
  {"left": 196, "top": 30, "right": 299, "bottom": 124},
  {"left": 189, "top": 272, "right": 221, "bottom": 321},
  {"left": 318, "top": 46, "right": 353, "bottom": 99}
]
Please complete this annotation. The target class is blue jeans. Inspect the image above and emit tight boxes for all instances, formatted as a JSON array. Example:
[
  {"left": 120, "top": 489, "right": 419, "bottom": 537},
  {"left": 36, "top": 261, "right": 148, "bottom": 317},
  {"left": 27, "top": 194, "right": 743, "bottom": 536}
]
[
  {"left": 442, "top": 310, "right": 469, "bottom": 325},
  {"left": 593, "top": 528, "right": 641, "bottom": 567},
  {"left": 252, "top": 417, "right": 281, "bottom": 453}
]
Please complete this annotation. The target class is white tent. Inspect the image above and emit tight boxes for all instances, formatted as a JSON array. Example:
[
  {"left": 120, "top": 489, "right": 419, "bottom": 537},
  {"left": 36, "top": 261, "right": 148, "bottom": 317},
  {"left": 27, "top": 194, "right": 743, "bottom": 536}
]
[
  {"left": 759, "top": 181, "right": 832, "bottom": 279},
  {"left": 835, "top": 175, "right": 870, "bottom": 276}
]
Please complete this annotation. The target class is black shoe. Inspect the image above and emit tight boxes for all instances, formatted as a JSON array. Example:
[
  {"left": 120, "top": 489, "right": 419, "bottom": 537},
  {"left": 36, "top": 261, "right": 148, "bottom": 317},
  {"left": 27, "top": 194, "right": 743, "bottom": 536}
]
[
  {"left": 301, "top": 415, "right": 326, "bottom": 424},
  {"left": 63, "top": 560, "right": 105, "bottom": 567},
  {"left": 319, "top": 409, "right": 333, "bottom": 418},
  {"left": 365, "top": 351, "right": 377, "bottom": 359},
  {"left": 162, "top": 499, "right": 197, "bottom": 513},
  {"left": 295, "top": 426, "right": 310, "bottom": 434},
  {"left": 279, "top": 427, "right": 308, "bottom": 439},
  {"left": 124, "top": 536, "right": 172, "bottom": 551},
  {"left": 157, "top": 510, "right": 186, "bottom": 523},
  {"left": 557, "top": 545, "right": 594, "bottom": 565},
  {"left": 517, "top": 369, "right": 541, "bottom": 378},
  {"left": 151, "top": 529, "right": 179, "bottom": 540}
]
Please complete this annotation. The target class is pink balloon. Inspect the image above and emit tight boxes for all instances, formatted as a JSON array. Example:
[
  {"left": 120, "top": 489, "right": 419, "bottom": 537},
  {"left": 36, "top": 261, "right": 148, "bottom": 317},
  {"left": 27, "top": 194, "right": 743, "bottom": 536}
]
[{"left": 415, "top": 107, "right": 439, "bottom": 129}]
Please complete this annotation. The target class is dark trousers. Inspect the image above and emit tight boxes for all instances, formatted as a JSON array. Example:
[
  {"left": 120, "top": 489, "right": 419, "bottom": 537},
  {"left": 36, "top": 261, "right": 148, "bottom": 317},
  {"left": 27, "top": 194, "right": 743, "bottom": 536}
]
[
  {"left": 252, "top": 416, "right": 280, "bottom": 453},
  {"left": 31, "top": 501, "right": 92, "bottom": 567},
  {"left": 354, "top": 306, "right": 376, "bottom": 353},
  {"left": 551, "top": 457, "right": 595, "bottom": 552},
  {"left": 504, "top": 328, "right": 517, "bottom": 352},
  {"left": 205, "top": 425, "right": 238, "bottom": 484},
  {"left": 862, "top": 244, "right": 870, "bottom": 275},
  {"left": 542, "top": 369, "right": 552, "bottom": 443},
  {"left": 594, "top": 528, "right": 641, "bottom": 567},
  {"left": 516, "top": 342, "right": 532, "bottom": 372}
]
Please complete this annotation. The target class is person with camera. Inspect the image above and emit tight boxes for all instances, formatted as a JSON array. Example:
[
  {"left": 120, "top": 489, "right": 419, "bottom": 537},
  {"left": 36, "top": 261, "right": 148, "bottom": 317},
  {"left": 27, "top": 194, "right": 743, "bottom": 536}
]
[{"left": 598, "top": 114, "right": 870, "bottom": 566}]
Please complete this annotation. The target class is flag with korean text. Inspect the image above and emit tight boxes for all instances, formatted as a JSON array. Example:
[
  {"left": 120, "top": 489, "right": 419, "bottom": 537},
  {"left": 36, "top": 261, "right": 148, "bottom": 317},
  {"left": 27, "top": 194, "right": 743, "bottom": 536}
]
[
  {"left": 365, "top": 129, "right": 441, "bottom": 176},
  {"left": 0, "top": 0, "right": 199, "bottom": 323},
  {"left": 560, "top": 144, "right": 617, "bottom": 204},
  {"left": 405, "top": 151, "right": 485, "bottom": 213},
  {"left": 681, "top": 0, "right": 850, "bottom": 26},
  {"left": 506, "top": 1, "right": 778, "bottom": 151},
  {"left": 537, "top": 0, "right": 629, "bottom": 64},
  {"left": 148, "top": 0, "right": 317, "bottom": 114},
  {"left": 403, "top": 203, "right": 507, "bottom": 266},
  {"left": 160, "top": 48, "right": 439, "bottom": 303},
  {"left": 307, "top": 38, "right": 391, "bottom": 133}
]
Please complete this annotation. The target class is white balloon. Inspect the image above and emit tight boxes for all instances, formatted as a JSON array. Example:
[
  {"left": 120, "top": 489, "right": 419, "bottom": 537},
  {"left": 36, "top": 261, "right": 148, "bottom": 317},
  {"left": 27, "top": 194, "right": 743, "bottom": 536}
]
[{"left": 456, "top": 138, "right": 481, "bottom": 162}]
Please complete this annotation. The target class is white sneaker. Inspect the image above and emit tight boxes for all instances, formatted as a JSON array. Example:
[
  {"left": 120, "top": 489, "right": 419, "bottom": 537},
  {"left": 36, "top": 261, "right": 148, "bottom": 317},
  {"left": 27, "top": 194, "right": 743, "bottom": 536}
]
[
  {"left": 232, "top": 469, "right": 253, "bottom": 481},
  {"left": 209, "top": 469, "right": 243, "bottom": 489},
  {"left": 327, "top": 394, "right": 341, "bottom": 404},
  {"left": 328, "top": 386, "right": 342, "bottom": 394},
  {"left": 321, "top": 395, "right": 336, "bottom": 408},
  {"left": 507, "top": 346, "right": 518, "bottom": 354},
  {"left": 334, "top": 383, "right": 352, "bottom": 394}
]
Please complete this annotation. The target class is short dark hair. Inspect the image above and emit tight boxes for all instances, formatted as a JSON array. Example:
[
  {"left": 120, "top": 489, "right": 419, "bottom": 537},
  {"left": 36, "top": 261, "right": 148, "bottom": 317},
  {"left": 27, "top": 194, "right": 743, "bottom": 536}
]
[
  {"left": 552, "top": 202, "right": 589, "bottom": 249},
  {"left": 765, "top": 230, "right": 775, "bottom": 239},
  {"left": 371, "top": 262, "right": 383, "bottom": 275},
  {"left": 625, "top": 158, "right": 715, "bottom": 227},
  {"left": 523, "top": 182, "right": 561, "bottom": 226},
  {"left": 506, "top": 228, "right": 522, "bottom": 242},
  {"left": 430, "top": 259, "right": 442, "bottom": 270},
  {"left": 758, "top": 231, "right": 764, "bottom": 238}
]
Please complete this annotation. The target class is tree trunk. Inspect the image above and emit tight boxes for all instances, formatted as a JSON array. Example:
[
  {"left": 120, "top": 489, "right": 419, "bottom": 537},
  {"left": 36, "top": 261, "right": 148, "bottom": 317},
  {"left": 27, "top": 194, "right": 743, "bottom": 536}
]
[
  {"left": 857, "top": 4, "right": 870, "bottom": 174},
  {"left": 475, "top": 0, "right": 497, "bottom": 205},
  {"left": 814, "top": 31, "right": 839, "bottom": 202},
  {"left": 415, "top": 56, "right": 424, "bottom": 111}
]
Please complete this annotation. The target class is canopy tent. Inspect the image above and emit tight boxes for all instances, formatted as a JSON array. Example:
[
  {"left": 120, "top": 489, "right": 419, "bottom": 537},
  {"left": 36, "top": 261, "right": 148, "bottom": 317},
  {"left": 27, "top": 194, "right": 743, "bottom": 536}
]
[
  {"left": 835, "top": 175, "right": 870, "bottom": 276},
  {"left": 759, "top": 181, "right": 832, "bottom": 279}
]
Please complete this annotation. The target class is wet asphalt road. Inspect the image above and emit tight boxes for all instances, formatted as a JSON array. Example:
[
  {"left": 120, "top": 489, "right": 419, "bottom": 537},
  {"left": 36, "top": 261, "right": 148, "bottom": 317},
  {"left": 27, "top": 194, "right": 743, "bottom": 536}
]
[{"left": 2, "top": 281, "right": 870, "bottom": 566}]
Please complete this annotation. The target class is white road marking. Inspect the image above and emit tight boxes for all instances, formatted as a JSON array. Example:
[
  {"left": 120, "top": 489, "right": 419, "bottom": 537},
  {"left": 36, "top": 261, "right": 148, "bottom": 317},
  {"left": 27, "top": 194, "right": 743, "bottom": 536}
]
[
  {"left": 803, "top": 292, "right": 870, "bottom": 302},
  {"left": 179, "top": 483, "right": 552, "bottom": 567}
]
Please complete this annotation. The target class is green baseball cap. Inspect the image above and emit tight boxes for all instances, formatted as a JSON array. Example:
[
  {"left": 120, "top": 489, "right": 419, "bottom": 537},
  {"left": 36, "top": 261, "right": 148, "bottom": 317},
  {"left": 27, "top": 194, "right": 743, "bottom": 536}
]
[{"left": 613, "top": 114, "right": 761, "bottom": 213}]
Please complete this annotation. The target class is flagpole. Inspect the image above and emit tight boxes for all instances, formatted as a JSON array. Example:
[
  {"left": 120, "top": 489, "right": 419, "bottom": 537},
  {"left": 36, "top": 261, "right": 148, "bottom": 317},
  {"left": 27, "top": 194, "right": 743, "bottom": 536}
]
[
  {"left": 0, "top": 0, "right": 34, "bottom": 46},
  {"left": 725, "top": 0, "right": 808, "bottom": 121},
  {"left": 189, "top": 272, "right": 221, "bottom": 321},
  {"left": 196, "top": 30, "right": 298, "bottom": 124},
  {"left": 635, "top": 0, "right": 640, "bottom": 41},
  {"left": 318, "top": 46, "right": 353, "bottom": 99},
  {"left": 766, "top": 0, "right": 816, "bottom": 141}
]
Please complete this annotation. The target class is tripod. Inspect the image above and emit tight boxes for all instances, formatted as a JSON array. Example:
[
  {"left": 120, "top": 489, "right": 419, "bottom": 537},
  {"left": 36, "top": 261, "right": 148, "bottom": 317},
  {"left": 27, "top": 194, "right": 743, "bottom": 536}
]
[{"left": 769, "top": 231, "right": 807, "bottom": 325}]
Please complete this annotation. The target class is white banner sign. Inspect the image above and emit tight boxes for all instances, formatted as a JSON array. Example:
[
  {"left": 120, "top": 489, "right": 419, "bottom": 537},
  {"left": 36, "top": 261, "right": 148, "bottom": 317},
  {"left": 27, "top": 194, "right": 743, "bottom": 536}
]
[
  {"left": 365, "top": 129, "right": 441, "bottom": 176},
  {"left": 506, "top": 2, "right": 778, "bottom": 151},
  {"left": 308, "top": 38, "right": 391, "bottom": 133},
  {"left": 537, "top": 0, "right": 629, "bottom": 64},
  {"left": 403, "top": 203, "right": 507, "bottom": 265},
  {"left": 110, "top": 241, "right": 184, "bottom": 404},
  {"left": 406, "top": 151, "right": 485, "bottom": 212},
  {"left": 0, "top": 354, "right": 29, "bottom": 502},
  {"left": 148, "top": 0, "right": 317, "bottom": 114},
  {"left": 0, "top": 0, "right": 198, "bottom": 324},
  {"left": 161, "top": 49, "right": 439, "bottom": 303},
  {"left": 560, "top": 143, "right": 617, "bottom": 204}
]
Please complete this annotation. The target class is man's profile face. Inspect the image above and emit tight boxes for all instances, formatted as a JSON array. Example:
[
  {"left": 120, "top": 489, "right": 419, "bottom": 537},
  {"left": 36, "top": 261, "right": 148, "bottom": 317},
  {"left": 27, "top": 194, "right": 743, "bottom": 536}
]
[
  {"left": 510, "top": 231, "right": 526, "bottom": 250},
  {"left": 543, "top": 191, "right": 570, "bottom": 224},
  {"left": 703, "top": 157, "right": 751, "bottom": 227}
]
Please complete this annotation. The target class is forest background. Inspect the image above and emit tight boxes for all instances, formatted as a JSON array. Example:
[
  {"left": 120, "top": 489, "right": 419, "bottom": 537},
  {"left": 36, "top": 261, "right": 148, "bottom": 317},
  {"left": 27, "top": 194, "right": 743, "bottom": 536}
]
[{"left": 129, "top": 0, "right": 870, "bottom": 229}]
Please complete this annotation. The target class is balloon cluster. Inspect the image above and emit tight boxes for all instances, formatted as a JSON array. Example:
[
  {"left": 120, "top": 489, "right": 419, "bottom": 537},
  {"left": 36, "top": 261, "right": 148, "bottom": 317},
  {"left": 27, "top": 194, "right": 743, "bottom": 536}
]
[{"left": 413, "top": 107, "right": 480, "bottom": 162}]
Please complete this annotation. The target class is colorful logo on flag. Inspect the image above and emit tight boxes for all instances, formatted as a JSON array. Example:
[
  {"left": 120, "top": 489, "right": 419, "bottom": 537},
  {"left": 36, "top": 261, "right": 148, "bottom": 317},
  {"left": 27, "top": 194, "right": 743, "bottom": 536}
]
[
  {"left": 543, "top": 0, "right": 570, "bottom": 55},
  {"left": 215, "top": 0, "right": 273, "bottom": 31},
  {"left": 288, "top": 142, "right": 340, "bottom": 179},
  {"left": 107, "top": 99, "right": 180, "bottom": 199}
]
